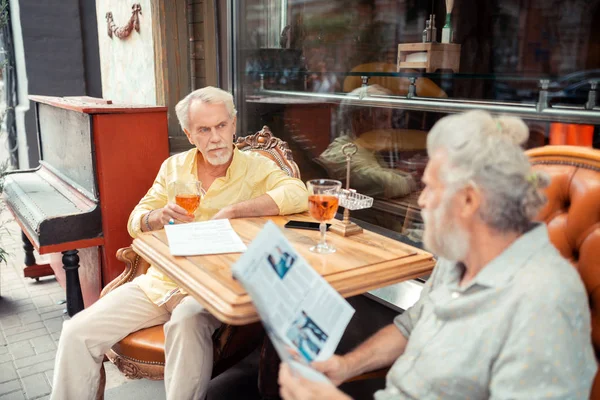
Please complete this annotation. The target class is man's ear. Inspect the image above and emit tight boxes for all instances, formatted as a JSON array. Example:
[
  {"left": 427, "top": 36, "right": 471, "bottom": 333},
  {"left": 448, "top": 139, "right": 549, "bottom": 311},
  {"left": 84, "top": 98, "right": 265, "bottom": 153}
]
[
  {"left": 460, "top": 184, "right": 481, "bottom": 220},
  {"left": 183, "top": 128, "right": 194, "bottom": 145}
]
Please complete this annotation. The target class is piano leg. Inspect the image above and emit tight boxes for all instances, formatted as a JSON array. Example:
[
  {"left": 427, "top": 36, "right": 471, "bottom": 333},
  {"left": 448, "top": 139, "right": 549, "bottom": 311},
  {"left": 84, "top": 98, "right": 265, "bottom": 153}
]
[
  {"left": 62, "top": 250, "right": 84, "bottom": 317},
  {"left": 21, "top": 231, "right": 53, "bottom": 281}
]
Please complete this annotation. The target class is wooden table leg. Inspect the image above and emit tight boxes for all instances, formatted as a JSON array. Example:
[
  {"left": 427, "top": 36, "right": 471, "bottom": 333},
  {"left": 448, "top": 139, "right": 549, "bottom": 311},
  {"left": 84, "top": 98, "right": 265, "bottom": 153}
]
[
  {"left": 21, "top": 231, "right": 53, "bottom": 281},
  {"left": 62, "top": 249, "right": 84, "bottom": 316},
  {"left": 258, "top": 336, "right": 281, "bottom": 399}
]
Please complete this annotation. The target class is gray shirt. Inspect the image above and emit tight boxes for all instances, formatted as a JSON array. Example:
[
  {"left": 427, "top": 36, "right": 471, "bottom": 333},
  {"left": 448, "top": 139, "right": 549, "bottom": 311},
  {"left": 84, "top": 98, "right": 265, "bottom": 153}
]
[{"left": 374, "top": 224, "right": 597, "bottom": 400}]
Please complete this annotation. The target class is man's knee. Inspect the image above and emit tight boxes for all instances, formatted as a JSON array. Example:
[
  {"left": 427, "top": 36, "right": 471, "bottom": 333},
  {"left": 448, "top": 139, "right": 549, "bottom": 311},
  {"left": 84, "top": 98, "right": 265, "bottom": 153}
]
[
  {"left": 58, "top": 297, "right": 110, "bottom": 347},
  {"left": 59, "top": 315, "right": 88, "bottom": 346},
  {"left": 165, "top": 307, "right": 218, "bottom": 340}
]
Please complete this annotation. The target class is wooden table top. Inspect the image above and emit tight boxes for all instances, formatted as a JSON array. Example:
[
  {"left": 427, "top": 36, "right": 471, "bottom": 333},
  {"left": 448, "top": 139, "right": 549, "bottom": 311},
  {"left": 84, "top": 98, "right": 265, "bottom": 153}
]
[{"left": 132, "top": 214, "right": 435, "bottom": 325}]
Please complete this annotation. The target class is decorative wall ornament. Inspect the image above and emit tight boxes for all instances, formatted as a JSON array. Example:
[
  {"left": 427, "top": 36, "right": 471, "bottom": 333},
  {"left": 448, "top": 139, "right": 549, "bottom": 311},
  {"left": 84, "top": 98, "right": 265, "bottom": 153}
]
[{"left": 106, "top": 3, "right": 142, "bottom": 39}]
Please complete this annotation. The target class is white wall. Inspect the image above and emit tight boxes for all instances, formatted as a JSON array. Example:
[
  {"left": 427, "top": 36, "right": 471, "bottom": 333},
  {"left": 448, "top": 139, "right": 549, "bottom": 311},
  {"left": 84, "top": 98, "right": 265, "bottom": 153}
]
[
  {"left": 9, "top": 0, "right": 30, "bottom": 168},
  {"left": 95, "top": 0, "right": 156, "bottom": 105}
]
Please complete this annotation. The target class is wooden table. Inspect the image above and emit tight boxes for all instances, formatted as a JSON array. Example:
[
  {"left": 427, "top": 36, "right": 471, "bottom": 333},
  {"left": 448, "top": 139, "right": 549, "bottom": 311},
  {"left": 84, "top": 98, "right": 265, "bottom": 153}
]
[{"left": 132, "top": 214, "right": 435, "bottom": 325}]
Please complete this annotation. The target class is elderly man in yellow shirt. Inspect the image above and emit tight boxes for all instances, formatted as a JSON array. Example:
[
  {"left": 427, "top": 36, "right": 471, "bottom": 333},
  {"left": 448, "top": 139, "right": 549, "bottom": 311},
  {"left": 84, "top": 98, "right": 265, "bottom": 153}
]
[{"left": 51, "top": 86, "right": 308, "bottom": 400}]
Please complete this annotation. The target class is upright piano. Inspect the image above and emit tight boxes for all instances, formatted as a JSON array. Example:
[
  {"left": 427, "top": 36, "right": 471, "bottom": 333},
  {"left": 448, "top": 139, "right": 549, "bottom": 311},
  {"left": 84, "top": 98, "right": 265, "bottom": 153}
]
[{"left": 3, "top": 96, "right": 169, "bottom": 316}]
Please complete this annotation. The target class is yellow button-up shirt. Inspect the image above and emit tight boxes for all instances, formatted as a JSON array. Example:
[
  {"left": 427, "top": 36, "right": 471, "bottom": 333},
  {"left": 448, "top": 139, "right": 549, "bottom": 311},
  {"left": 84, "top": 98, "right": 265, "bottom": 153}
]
[{"left": 127, "top": 147, "right": 308, "bottom": 305}]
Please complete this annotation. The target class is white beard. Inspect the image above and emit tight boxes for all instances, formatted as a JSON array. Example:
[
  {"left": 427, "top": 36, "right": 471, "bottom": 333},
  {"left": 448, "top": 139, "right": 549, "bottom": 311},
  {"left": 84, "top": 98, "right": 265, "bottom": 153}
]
[
  {"left": 422, "top": 198, "right": 470, "bottom": 263},
  {"left": 204, "top": 145, "right": 232, "bottom": 166}
]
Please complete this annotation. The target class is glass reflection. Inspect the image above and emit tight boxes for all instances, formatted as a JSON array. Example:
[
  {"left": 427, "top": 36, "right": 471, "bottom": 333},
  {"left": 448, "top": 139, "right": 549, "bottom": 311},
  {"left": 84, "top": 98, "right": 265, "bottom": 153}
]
[{"left": 235, "top": 0, "right": 600, "bottom": 248}]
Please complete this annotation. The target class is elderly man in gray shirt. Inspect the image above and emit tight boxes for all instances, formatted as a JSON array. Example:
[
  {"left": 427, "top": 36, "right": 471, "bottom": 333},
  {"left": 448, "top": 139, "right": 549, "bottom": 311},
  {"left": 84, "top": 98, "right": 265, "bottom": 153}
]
[{"left": 279, "top": 110, "right": 598, "bottom": 400}]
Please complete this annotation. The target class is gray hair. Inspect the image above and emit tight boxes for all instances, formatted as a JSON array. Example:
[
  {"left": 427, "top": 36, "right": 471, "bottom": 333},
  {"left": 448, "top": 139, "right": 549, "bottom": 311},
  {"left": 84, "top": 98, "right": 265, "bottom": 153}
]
[
  {"left": 175, "top": 86, "right": 238, "bottom": 131},
  {"left": 338, "top": 85, "right": 392, "bottom": 137},
  {"left": 427, "top": 110, "right": 550, "bottom": 233}
]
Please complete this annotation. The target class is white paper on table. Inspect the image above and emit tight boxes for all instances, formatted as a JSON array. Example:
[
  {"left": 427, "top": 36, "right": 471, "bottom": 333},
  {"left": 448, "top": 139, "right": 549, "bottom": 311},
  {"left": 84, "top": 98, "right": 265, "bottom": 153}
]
[{"left": 164, "top": 219, "right": 247, "bottom": 256}]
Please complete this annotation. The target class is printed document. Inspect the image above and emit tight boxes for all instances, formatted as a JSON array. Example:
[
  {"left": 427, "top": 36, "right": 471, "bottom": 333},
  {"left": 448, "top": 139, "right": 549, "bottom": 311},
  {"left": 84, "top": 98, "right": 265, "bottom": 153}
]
[
  {"left": 164, "top": 219, "right": 247, "bottom": 256},
  {"left": 232, "top": 221, "right": 355, "bottom": 382}
]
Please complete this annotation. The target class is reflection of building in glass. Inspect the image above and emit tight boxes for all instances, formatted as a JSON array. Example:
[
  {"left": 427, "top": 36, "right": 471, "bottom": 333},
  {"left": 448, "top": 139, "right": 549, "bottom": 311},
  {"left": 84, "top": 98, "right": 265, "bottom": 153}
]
[
  {"left": 316, "top": 86, "right": 419, "bottom": 199},
  {"left": 235, "top": 0, "right": 600, "bottom": 251}
]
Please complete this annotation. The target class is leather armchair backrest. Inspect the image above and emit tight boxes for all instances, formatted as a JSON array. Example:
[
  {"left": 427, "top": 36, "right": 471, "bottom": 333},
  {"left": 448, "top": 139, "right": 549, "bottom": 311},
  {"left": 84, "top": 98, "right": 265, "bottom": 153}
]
[{"left": 527, "top": 146, "right": 600, "bottom": 398}]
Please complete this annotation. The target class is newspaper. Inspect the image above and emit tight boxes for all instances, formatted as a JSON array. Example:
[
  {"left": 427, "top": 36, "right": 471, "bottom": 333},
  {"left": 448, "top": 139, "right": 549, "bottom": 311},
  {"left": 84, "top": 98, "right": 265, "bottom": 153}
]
[{"left": 232, "top": 221, "right": 355, "bottom": 382}]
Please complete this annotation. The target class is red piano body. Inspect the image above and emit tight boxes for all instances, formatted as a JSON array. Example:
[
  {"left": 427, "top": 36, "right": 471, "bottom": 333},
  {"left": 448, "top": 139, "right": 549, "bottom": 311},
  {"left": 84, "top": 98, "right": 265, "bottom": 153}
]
[{"left": 4, "top": 96, "right": 169, "bottom": 314}]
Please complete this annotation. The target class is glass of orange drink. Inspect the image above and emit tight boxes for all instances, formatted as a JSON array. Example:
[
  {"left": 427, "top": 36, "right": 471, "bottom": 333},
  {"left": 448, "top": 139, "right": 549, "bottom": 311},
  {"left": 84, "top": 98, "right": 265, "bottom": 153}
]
[
  {"left": 306, "top": 179, "right": 342, "bottom": 254},
  {"left": 174, "top": 180, "right": 202, "bottom": 217}
]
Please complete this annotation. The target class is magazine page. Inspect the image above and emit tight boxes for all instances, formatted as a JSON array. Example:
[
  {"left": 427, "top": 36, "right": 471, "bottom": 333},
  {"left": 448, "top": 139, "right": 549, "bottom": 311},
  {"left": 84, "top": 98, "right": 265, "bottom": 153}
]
[
  {"left": 232, "top": 221, "right": 355, "bottom": 377},
  {"left": 263, "top": 322, "right": 330, "bottom": 383}
]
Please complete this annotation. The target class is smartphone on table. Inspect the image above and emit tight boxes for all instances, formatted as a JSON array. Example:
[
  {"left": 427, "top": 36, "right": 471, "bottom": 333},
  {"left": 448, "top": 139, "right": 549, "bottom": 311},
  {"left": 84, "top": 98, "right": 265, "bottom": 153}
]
[{"left": 284, "top": 220, "right": 331, "bottom": 231}]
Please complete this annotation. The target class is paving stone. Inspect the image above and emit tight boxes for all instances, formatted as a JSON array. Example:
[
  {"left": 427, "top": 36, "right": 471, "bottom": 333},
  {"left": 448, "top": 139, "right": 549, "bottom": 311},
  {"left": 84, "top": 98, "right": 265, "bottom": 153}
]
[
  {"left": 2, "top": 323, "right": 44, "bottom": 338},
  {"left": 0, "top": 317, "right": 22, "bottom": 330},
  {"left": 0, "top": 361, "right": 18, "bottom": 384},
  {"left": 0, "top": 389, "right": 25, "bottom": 399},
  {"left": 38, "top": 310, "right": 65, "bottom": 321},
  {"left": 0, "top": 302, "right": 33, "bottom": 316},
  {"left": 0, "top": 346, "right": 8, "bottom": 356},
  {"left": 29, "top": 336, "right": 56, "bottom": 356},
  {"left": 5, "top": 329, "right": 48, "bottom": 345},
  {"left": 16, "top": 360, "right": 54, "bottom": 378},
  {"left": 42, "top": 318, "right": 63, "bottom": 335},
  {"left": 16, "top": 311, "right": 41, "bottom": 325},
  {"left": 14, "top": 350, "right": 55, "bottom": 369},
  {"left": 0, "top": 287, "right": 26, "bottom": 296},
  {"left": 0, "top": 380, "right": 21, "bottom": 396},
  {"left": 34, "top": 304, "right": 63, "bottom": 316},
  {"left": 6, "top": 341, "right": 34, "bottom": 360},
  {"left": 25, "top": 284, "right": 61, "bottom": 295},
  {"left": 0, "top": 353, "right": 11, "bottom": 364},
  {"left": 47, "top": 293, "right": 65, "bottom": 304},
  {"left": 0, "top": 277, "right": 22, "bottom": 285},
  {"left": 20, "top": 373, "right": 51, "bottom": 399},
  {"left": 0, "top": 290, "right": 27, "bottom": 300},
  {"left": 30, "top": 296, "right": 54, "bottom": 310},
  {"left": 49, "top": 333, "right": 60, "bottom": 344},
  {"left": 2, "top": 276, "right": 25, "bottom": 283},
  {"left": 43, "top": 370, "right": 53, "bottom": 386},
  {"left": 7, "top": 304, "right": 36, "bottom": 315},
  {"left": 2, "top": 291, "right": 30, "bottom": 301}
]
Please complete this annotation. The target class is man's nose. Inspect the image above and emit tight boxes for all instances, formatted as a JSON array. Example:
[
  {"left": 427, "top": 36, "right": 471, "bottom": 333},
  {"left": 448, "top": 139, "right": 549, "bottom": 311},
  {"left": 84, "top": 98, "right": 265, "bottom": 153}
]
[
  {"left": 208, "top": 128, "right": 221, "bottom": 142},
  {"left": 417, "top": 191, "right": 426, "bottom": 208}
]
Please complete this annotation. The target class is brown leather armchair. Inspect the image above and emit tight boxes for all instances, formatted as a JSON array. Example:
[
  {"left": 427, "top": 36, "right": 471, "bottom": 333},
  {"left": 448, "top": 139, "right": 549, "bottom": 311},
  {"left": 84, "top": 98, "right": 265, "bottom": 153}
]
[
  {"left": 528, "top": 145, "right": 600, "bottom": 399},
  {"left": 96, "top": 126, "right": 301, "bottom": 399}
]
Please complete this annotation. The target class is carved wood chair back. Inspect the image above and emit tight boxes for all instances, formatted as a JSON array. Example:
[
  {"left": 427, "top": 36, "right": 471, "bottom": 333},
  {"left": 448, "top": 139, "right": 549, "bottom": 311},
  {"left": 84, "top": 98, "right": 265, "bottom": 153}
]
[{"left": 236, "top": 125, "right": 301, "bottom": 179}]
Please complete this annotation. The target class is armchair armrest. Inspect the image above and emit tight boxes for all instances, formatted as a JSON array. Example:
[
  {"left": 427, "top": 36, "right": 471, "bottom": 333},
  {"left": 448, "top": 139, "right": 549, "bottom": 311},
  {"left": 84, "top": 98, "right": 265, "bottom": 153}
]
[{"left": 101, "top": 247, "right": 151, "bottom": 297}]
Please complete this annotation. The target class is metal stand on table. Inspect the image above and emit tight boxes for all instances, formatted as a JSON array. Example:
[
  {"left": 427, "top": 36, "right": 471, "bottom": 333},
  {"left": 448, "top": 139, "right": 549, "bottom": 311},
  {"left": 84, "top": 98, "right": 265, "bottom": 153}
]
[{"left": 330, "top": 143, "right": 374, "bottom": 237}]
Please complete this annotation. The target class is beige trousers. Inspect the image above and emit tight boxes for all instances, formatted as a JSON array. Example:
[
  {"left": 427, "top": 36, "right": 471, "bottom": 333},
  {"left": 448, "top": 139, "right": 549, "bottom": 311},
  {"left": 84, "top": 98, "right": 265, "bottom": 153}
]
[{"left": 50, "top": 282, "right": 221, "bottom": 400}]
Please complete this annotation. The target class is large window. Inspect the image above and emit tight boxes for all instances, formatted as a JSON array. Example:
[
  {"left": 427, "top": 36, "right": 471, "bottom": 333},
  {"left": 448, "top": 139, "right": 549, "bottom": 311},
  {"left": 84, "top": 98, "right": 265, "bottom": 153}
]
[{"left": 230, "top": 0, "right": 600, "bottom": 249}]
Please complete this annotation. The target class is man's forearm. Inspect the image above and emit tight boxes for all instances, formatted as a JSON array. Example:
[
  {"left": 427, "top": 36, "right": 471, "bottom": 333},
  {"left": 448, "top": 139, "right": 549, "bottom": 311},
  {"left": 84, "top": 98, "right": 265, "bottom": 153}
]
[
  {"left": 343, "top": 324, "right": 408, "bottom": 379},
  {"left": 230, "top": 194, "right": 280, "bottom": 218}
]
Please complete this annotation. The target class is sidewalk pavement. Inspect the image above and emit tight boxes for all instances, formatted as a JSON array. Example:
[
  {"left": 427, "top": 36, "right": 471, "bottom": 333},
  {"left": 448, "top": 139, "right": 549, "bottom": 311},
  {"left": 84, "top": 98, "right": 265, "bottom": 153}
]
[
  {"left": 0, "top": 212, "right": 265, "bottom": 400},
  {"left": 0, "top": 213, "right": 161, "bottom": 400}
]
